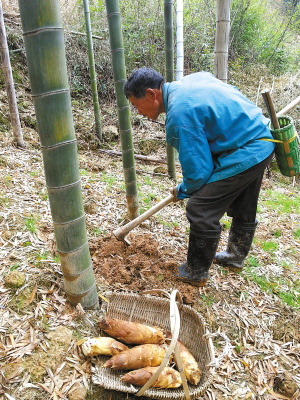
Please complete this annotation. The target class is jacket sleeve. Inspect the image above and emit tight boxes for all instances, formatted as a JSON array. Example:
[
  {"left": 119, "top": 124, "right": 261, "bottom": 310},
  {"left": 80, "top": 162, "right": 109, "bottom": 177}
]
[{"left": 167, "top": 126, "right": 214, "bottom": 200}]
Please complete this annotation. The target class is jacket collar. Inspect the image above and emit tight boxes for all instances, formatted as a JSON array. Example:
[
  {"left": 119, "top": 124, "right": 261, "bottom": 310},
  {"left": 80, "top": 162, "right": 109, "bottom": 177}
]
[{"left": 162, "top": 82, "right": 170, "bottom": 114}]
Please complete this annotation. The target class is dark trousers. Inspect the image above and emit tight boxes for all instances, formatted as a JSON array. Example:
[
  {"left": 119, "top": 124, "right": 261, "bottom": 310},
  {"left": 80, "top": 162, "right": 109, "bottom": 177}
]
[{"left": 186, "top": 152, "right": 274, "bottom": 231}]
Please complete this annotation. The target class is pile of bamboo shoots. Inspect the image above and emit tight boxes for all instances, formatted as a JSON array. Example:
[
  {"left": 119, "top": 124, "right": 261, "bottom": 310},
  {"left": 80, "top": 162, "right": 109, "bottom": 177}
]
[{"left": 77, "top": 317, "right": 202, "bottom": 389}]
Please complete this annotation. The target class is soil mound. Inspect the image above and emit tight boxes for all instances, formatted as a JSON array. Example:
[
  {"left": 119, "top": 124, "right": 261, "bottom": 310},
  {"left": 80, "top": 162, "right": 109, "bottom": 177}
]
[{"left": 90, "top": 234, "right": 199, "bottom": 305}]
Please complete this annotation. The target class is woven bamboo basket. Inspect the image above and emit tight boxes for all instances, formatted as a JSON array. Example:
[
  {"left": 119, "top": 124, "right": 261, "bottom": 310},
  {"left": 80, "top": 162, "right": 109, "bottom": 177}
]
[{"left": 92, "top": 290, "right": 215, "bottom": 399}]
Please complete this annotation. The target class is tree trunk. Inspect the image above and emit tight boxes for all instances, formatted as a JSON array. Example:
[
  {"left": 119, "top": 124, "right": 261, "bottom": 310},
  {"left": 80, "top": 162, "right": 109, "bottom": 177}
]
[
  {"left": 105, "top": 0, "right": 139, "bottom": 220},
  {"left": 17, "top": 0, "right": 98, "bottom": 309},
  {"left": 164, "top": 0, "right": 177, "bottom": 181},
  {"left": 176, "top": 0, "right": 184, "bottom": 81},
  {"left": 83, "top": 0, "right": 102, "bottom": 140},
  {"left": 0, "top": 0, "right": 24, "bottom": 147},
  {"left": 214, "top": 0, "right": 231, "bottom": 82}
]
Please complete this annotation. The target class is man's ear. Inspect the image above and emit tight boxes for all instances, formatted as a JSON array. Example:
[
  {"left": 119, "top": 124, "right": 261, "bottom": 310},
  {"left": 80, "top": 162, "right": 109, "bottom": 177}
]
[{"left": 145, "top": 88, "right": 156, "bottom": 99}]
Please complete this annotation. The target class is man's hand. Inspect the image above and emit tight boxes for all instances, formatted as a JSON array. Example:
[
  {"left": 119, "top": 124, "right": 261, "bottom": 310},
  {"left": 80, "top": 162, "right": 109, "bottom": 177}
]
[{"left": 171, "top": 186, "right": 180, "bottom": 202}]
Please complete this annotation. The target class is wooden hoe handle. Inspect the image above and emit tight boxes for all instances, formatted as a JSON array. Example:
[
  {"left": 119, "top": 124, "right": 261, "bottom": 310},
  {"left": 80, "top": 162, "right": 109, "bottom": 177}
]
[
  {"left": 261, "top": 89, "right": 280, "bottom": 130},
  {"left": 113, "top": 193, "right": 175, "bottom": 244}
]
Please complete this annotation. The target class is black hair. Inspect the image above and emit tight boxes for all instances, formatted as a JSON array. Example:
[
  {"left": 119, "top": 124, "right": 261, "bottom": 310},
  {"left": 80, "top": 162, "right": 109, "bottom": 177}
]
[{"left": 124, "top": 67, "right": 165, "bottom": 99}]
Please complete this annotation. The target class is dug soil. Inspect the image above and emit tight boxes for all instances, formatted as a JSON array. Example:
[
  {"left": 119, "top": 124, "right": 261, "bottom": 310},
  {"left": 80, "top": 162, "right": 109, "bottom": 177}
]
[{"left": 90, "top": 234, "right": 201, "bottom": 306}]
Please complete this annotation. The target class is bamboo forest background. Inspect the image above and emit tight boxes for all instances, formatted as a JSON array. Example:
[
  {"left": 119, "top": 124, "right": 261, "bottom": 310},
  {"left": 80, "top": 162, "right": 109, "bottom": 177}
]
[
  {"left": 3, "top": 0, "right": 300, "bottom": 104},
  {"left": 50, "top": 0, "right": 300, "bottom": 102}
]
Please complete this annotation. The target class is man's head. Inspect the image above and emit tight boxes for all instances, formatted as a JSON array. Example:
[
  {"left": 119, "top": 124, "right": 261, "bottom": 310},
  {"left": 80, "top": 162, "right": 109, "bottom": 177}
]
[{"left": 124, "top": 67, "right": 165, "bottom": 120}]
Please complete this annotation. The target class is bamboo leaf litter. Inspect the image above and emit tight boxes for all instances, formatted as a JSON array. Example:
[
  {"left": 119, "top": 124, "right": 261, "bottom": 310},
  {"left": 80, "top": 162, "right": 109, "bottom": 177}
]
[{"left": 0, "top": 137, "right": 300, "bottom": 399}]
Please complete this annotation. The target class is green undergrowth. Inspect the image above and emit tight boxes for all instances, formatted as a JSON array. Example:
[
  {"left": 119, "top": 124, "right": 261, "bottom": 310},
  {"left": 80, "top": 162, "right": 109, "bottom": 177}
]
[
  {"left": 240, "top": 168, "right": 300, "bottom": 310},
  {"left": 139, "top": 192, "right": 157, "bottom": 213},
  {"left": 243, "top": 256, "right": 300, "bottom": 309},
  {"left": 260, "top": 189, "right": 300, "bottom": 214},
  {"left": 24, "top": 214, "right": 37, "bottom": 234},
  {"left": 294, "top": 228, "right": 300, "bottom": 239},
  {"left": 62, "top": 0, "right": 300, "bottom": 92}
]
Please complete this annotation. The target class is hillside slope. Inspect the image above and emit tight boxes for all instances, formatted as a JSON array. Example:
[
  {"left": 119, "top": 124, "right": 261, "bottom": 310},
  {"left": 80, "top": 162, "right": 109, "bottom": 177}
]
[{"left": 0, "top": 6, "right": 300, "bottom": 400}]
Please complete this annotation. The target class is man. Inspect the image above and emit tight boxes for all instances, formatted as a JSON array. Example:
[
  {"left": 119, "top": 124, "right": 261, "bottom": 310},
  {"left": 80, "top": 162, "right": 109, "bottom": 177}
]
[{"left": 124, "top": 67, "right": 275, "bottom": 287}]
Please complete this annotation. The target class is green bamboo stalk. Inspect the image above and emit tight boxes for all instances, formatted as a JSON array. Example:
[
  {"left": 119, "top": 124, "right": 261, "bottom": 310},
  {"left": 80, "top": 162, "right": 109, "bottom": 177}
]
[
  {"left": 83, "top": 0, "right": 102, "bottom": 140},
  {"left": 17, "top": 0, "right": 98, "bottom": 309},
  {"left": 0, "top": 0, "right": 24, "bottom": 147},
  {"left": 176, "top": 0, "right": 184, "bottom": 81},
  {"left": 164, "top": 0, "right": 177, "bottom": 181},
  {"left": 214, "top": 0, "right": 231, "bottom": 82},
  {"left": 105, "top": 0, "right": 139, "bottom": 220}
]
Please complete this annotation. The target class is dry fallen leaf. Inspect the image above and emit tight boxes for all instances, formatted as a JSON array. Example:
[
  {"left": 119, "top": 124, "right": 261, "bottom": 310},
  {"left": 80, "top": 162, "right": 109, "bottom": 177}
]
[{"left": 29, "top": 283, "right": 38, "bottom": 304}]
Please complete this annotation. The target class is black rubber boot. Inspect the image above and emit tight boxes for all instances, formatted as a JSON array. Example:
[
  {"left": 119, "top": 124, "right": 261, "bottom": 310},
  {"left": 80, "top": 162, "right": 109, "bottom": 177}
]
[
  {"left": 175, "top": 229, "right": 221, "bottom": 286},
  {"left": 215, "top": 219, "right": 258, "bottom": 271}
]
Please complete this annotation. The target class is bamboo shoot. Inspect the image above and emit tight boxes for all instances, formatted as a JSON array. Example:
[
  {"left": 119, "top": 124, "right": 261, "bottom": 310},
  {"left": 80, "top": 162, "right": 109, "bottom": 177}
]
[
  {"left": 80, "top": 337, "right": 128, "bottom": 356},
  {"left": 98, "top": 317, "right": 165, "bottom": 345},
  {"left": 121, "top": 366, "right": 182, "bottom": 388},
  {"left": 165, "top": 331, "right": 201, "bottom": 385},
  {"left": 105, "top": 344, "right": 166, "bottom": 370}
]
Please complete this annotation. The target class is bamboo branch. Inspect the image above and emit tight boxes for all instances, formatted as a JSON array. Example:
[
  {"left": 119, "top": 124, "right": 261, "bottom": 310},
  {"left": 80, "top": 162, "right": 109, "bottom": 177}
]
[
  {"left": 255, "top": 77, "right": 263, "bottom": 106},
  {"left": 98, "top": 148, "right": 180, "bottom": 166},
  {"left": 136, "top": 169, "right": 169, "bottom": 177},
  {"left": 65, "top": 30, "right": 104, "bottom": 40},
  {"left": 267, "top": 10, "right": 295, "bottom": 66}
]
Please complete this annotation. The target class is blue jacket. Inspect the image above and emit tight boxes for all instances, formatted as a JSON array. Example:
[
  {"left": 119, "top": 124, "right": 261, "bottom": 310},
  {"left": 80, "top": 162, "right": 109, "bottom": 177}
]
[{"left": 162, "top": 72, "right": 275, "bottom": 199}]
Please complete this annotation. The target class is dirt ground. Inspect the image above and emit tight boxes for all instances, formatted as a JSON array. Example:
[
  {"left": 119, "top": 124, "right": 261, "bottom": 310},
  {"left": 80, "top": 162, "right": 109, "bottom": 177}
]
[{"left": 90, "top": 234, "right": 201, "bottom": 305}]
